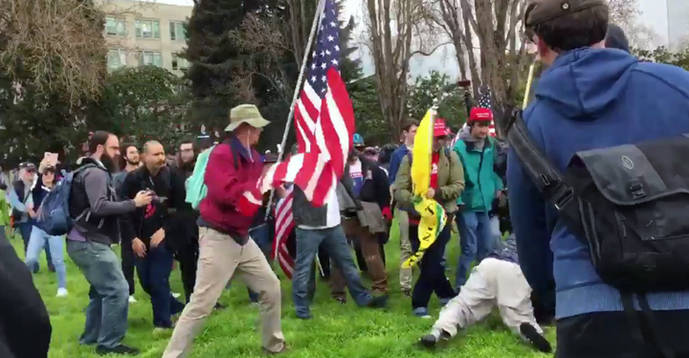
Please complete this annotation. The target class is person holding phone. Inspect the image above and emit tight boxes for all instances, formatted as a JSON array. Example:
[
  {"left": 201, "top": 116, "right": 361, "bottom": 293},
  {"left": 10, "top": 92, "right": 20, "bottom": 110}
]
[
  {"left": 25, "top": 163, "right": 69, "bottom": 297},
  {"left": 120, "top": 140, "right": 186, "bottom": 334}
]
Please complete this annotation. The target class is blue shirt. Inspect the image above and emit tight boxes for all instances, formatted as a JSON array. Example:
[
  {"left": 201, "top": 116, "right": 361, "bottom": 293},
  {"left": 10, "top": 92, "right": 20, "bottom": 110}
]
[
  {"left": 388, "top": 145, "right": 409, "bottom": 185},
  {"left": 508, "top": 48, "right": 689, "bottom": 319}
]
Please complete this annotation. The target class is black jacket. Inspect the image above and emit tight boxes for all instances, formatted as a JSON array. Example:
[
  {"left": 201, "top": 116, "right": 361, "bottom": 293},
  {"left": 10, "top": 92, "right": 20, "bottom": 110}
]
[
  {"left": 357, "top": 156, "right": 391, "bottom": 210},
  {"left": 120, "top": 165, "right": 186, "bottom": 248},
  {"left": 0, "top": 226, "right": 51, "bottom": 358}
]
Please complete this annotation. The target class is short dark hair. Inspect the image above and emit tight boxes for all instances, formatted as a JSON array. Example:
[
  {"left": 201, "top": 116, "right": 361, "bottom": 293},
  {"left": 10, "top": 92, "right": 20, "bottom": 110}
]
[
  {"left": 402, "top": 120, "right": 419, "bottom": 132},
  {"left": 122, "top": 143, "right": 138, "bottom": 154},
  {"left": 178, "top": 137, "right": 196, "bottom": 152},
  {"left": 88, "top": 131, "right": 113, "bottom": 154},
  {"left": 533, "top": 6, "right": 609, "bottom": 52}
]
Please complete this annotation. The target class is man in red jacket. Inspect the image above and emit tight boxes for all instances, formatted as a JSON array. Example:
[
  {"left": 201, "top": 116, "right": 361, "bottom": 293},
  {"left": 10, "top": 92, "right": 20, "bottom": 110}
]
[{"left": 164, "top": 105, "right": 286, "bottom": 357}]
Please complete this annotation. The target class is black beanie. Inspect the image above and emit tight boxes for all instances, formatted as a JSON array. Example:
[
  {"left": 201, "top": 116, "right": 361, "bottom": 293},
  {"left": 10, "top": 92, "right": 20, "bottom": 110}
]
[{"left": 606, "top": 24, "right": 630, "bottom": 53}]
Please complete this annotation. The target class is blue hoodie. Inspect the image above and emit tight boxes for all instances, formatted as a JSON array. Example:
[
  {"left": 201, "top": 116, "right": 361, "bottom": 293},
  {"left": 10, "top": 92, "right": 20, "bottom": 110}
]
[{"left": 508, "top": 48, "right": 689, "bottom": 319}]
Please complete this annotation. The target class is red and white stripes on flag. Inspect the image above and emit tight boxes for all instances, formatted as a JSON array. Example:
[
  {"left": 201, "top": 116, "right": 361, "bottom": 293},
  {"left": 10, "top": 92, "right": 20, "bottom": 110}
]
[
  {"left": 272, "top": 188, "right": 295, "bottom": 279},
  {"left": 257, "top": 0, "right": 356, "bottom": 279},
  {"left": 259, "top": 68, "right": 354, "bottom": 207}
]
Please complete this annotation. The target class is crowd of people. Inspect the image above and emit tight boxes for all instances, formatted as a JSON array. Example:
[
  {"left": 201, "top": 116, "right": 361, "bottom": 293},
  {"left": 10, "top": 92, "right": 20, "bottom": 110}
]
[{"left": 4, "top": 0, "right": 689, "bottom": 357}]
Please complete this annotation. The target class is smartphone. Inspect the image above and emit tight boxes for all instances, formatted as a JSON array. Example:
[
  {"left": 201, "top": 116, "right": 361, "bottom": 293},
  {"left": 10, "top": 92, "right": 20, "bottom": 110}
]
[{"left": 44, "top": 152, "right": 58, "bottom": 166}]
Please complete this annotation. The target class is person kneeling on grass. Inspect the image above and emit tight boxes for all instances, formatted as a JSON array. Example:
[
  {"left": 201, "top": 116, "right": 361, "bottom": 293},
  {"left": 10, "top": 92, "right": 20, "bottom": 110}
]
[{"left": 419, "top": 235, "right": 551, "bottom": 353}]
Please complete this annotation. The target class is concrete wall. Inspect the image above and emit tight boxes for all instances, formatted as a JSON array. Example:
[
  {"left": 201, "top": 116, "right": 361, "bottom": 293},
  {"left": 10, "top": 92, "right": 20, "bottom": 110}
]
[{"left": 98, "top": 0, "right": 192, "bottom": 74}]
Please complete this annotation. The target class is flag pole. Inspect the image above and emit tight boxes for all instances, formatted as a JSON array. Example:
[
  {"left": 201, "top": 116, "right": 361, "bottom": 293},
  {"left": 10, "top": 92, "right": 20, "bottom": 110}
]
[{"left": 265, "top": 0, "right": 326, "bottom": 219}]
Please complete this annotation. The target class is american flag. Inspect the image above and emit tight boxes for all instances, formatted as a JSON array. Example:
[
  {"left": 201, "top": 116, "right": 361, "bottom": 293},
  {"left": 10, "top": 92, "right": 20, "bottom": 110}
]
[
  {"left": 272, "top": 187, "right": 295, "bottom": 279},
  {"left": 477, "top": 87, "right": 497, "bottom": 137},
  {"left": 261, "top": 0, "right": 355, "bottom": 278}
]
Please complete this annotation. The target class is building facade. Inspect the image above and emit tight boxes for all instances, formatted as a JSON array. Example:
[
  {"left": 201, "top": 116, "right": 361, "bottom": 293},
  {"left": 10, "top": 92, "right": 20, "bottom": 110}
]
[
  {"left": 667, "top": 0, "right": 689, "bottom": 50},
  {"left": 98, "top": 0, "right": 192, "bottom": 74}
]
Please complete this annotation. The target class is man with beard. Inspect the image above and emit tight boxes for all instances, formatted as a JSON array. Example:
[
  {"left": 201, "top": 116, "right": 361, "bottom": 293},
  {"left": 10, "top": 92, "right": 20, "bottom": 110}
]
[
  {"left": 113, "top": 143, "right": 141, "bottom": 304},
  {"left": 120, "top": 141, "right": 186, "bottom": 334},
  {"left": 67, "top": 131, "right": 153, "bottom": 355},
  {"left": 169, "top": 139, "right": 200, "bottom": 304}
]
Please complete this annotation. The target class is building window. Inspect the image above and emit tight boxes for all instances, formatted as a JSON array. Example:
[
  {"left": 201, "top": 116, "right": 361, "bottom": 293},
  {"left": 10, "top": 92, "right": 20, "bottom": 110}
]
[
  {"left": 135, "top": 19, "right": 160, "bottom": 39},
  {"left": 107, "top": 49, "right": 127, "bottom": 71},
  {"left": 171, "top": 54, "right": 189, "bottom": 71},
  {"left": 105, "top": 16, "right": 126, "bottom": 36},
  {"left": 170, "top": 21, "right": 186, "bottom": 41},
  {"left": 140, "top": 51, "right": 162, "bottom": 67}
]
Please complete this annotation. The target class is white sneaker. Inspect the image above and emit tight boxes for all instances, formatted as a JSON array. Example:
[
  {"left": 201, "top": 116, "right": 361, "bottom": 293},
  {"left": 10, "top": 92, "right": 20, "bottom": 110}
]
[
  {"left": 56, "top": 288, "right": 68, "bottom": 297},
  {"left": 129, "top": 295, "right": 137, "bottom": 303},
  {"left": 171, "top": 292, "right": 181, "bottom": 299}
]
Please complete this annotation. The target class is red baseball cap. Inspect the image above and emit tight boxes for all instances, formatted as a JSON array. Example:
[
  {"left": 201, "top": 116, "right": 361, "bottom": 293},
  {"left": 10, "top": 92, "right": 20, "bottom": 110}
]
[
  {"left": 434, "top": 118, "right": 451, "bottom": 138},
  {"left": 469, "top": 107, "right": 493, "bottom": 122}
]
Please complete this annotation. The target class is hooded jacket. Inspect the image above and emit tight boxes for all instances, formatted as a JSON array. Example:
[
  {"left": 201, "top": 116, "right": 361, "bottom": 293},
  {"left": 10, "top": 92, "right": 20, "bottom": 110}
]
[
  {"left": 454, "top": 126, "right": 503, "bottom": 212},
  {"left": 507, "top": 48, "right": 689, "bottom": 319}
]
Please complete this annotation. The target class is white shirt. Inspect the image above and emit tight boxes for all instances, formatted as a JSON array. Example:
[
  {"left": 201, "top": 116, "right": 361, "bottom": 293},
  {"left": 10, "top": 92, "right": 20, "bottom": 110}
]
[{"left": 298, "top": 186, "right": 341, "bottom": 230}]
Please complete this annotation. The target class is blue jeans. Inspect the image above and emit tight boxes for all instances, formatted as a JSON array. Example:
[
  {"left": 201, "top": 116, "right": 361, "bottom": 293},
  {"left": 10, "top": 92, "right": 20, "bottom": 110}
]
[
  {"left": 293, "top": 226, "right": 372, "bottom": 318},
  {"left": 67, "top": 240, "right": 129, "bottom": 349},
  {"left": 18, "top": 222, "right": 52, "bottom": 272},
  {"left": 135, "top": 245, "right": 184, "bottom": 328},
  {"left": 456, "top": 211, "right": 495, "bottom": 288},
  {"left": 25, "top": 226, "right": 66, "bottom": 289}
]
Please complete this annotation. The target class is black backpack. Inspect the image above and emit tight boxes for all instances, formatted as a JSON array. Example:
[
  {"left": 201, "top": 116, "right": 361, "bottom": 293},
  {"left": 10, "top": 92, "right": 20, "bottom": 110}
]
[{"left": 506, "top": 109, "right": 689, "bottom": 358}]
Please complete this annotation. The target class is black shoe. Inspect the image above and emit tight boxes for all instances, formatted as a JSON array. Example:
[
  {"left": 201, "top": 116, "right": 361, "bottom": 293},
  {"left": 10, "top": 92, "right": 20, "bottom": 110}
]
[
  {"left": 419, "top": 334, "right": 437, "bottom": 348},
  {"left": 96, "top": 344, "right": 140, "bottom": 356},
  {"left": 48, "top": 265, "right": 56, "bottom": 272},
  {"left": 520, "top": 323, "right": 552, "bottom": 353},
  {"left": 334, "top": 297, "right": 346, "bottom": 304},
  {"left": 367, "top": 295, "right": 388, "bottom": 308},
  {"left": 214, "top": 302, "right": 227, "bottom": 310}
]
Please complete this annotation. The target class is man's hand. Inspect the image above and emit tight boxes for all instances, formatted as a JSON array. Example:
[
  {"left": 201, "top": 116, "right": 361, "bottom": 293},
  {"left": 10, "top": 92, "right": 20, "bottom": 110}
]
[
  {"left": 28, "top": 208, "right": 37, "bottom": 219},
  {"left": 132, "top": 238, "right": 147, "bottom": 258},
  {"left": 150, "top": 228, "right": 165, "bottom": 248},
  {"left": 426, "top": 188, "right": 436, "bottom": 199},
  {"left": 134, "top": 190, "right": 153, "bottom": 208}
]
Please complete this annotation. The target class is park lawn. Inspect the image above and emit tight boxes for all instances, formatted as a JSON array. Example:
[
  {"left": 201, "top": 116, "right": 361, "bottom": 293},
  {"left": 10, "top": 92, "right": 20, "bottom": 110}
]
[{"left": 16, "top": 224, "right": 555, "bottom": 358}]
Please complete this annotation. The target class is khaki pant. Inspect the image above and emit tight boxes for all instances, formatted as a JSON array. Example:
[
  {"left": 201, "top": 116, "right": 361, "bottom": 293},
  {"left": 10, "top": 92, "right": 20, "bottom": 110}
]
[
  {"left": 163, "top": 227, "right": 285, "bottom": 357},
  {"left": 331, "top": 217, "right": 388, "bottom": 296},
  {"left": 432, "top": 258, "right": 542, "bottom": 338},
  {"left": 396, "top": 209, "right": 413, "bottom": 291}
]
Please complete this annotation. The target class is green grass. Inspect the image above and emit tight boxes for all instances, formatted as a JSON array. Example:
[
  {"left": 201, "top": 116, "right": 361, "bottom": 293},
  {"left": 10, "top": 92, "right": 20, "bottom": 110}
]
[{"left": 16, "top": 224, "right": 555, "bottom": 358}]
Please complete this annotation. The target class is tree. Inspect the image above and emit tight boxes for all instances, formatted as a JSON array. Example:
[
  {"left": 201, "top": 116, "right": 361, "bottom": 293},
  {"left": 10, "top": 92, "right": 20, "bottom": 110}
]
[
  {"left": 0, "top": 0, "right": 106, "bottom": 105},
  {"left": 608, "top": 0, "right": 660, "bottom": 49},
  {"left": 406, "top": 71, "right": 467, "bottom": 130},
  {"left": 635, "top": 46, "right": 689, "bottom": 71},
  {"left": 92, "top": 66, "right": 191, "bottom": 150},
  {"left": 183, "top": 0, "right": 263, "bottom": 134},
  {"left": 0, "top": 0, "right": 106, "bottom": 165}
]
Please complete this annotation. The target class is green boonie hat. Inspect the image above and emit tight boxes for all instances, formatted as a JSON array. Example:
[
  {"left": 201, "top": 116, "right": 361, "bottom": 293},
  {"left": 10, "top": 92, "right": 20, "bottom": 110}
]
[
  {"left": 525, "top": 0, "right": 607, "bottom": 27},
  {"left": 224, "top": 104, "right": 270, "bottom": 132}
]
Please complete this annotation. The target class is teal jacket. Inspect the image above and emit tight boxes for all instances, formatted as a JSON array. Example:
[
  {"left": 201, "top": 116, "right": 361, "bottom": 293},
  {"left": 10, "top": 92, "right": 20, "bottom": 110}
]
[{"left": 454, "top": 134, "right": 503, "bottom": 212}]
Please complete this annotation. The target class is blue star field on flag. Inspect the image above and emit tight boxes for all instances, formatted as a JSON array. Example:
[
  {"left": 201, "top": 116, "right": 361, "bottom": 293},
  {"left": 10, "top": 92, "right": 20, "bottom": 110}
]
[
  {"left": 307, "top": 0, "right": 341, "bottom": 95},
  {"left": 478, "top": 87, "right": 492, "bottom": 109}
]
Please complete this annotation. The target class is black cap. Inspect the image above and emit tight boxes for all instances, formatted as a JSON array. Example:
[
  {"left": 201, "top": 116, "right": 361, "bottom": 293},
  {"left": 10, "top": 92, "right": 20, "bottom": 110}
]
[
  {"left": 606, "top": 24, "right": 630, "bottom": 53},
  {"left": 526, "top": 0, "right": 607, "bottom": 27},
  {"left": 18, "top": 162, "right": 36, "bottom": 171}
]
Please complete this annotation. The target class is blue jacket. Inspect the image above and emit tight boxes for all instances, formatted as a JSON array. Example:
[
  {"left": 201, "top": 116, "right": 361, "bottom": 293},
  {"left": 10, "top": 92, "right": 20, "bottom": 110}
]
[
  {"left": 388, "top": 145, "right": 409, "bottom": 185},
  {"left": 507, "top": 48, "right": 689, "bottom": 319}
]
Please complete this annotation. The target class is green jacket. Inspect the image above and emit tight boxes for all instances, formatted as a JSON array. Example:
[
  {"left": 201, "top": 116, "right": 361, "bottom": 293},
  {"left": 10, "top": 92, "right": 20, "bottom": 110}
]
[
  {"left": 394, "top": 148, "right": 465, "bottom": 215},
  {"left": 453, "top": 136, "right": 504, "bottom": 212}
]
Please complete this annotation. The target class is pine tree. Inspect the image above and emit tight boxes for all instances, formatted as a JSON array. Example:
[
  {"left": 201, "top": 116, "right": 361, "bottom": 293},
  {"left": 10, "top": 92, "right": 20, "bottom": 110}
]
[{"left": 183, "top": 0, "right": 261, "bottom": 134}]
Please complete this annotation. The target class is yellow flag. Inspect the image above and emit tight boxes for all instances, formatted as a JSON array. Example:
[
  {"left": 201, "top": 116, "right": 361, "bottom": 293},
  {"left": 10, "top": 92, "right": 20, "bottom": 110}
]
[
  {"left": 402, "top": 109, "right": 447, "bottom": 268},
  {"left": 410, "top": 109, "right": 434, "bottom": 197}
]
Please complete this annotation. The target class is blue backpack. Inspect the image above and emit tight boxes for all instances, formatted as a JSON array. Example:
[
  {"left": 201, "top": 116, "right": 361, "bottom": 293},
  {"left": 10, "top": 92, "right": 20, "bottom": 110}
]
[{"left": 36, "top": 164, "right": 94, "bottom": 235}]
